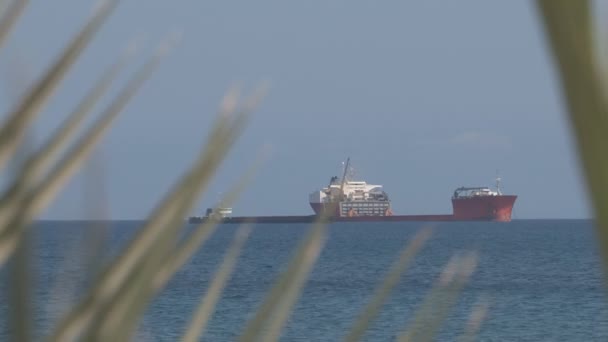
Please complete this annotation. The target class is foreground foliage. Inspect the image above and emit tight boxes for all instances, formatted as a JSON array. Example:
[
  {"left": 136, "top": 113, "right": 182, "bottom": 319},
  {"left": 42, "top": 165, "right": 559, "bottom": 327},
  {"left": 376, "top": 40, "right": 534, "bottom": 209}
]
[{"left": 0, "top": 1, "right": 601, "bottom": 341}]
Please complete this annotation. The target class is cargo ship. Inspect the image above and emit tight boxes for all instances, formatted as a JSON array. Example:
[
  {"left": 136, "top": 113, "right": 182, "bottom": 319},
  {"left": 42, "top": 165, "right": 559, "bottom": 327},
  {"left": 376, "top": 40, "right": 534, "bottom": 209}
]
[{"left": 188, "top": 158, "right": 517, "bottom": 224}]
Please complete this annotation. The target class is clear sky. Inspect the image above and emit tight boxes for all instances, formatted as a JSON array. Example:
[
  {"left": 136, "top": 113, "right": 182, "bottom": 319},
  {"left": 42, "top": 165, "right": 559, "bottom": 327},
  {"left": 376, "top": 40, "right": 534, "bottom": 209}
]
[{"left": 1, "top": 0, "right": 592, "bottom": 219}]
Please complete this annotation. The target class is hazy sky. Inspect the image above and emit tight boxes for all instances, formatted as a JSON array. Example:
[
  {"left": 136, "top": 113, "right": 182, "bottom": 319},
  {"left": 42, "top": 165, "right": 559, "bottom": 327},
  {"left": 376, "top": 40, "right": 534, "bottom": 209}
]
[{"left": 1, "top": 0, "right": 592, "bottom": 219}]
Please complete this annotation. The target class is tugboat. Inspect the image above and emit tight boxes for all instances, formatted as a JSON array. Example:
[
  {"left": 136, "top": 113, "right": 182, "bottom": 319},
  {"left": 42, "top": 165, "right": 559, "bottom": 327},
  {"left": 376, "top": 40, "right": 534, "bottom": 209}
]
[{"left": 189, "top": 206, "right": 232, "bottom": 222}]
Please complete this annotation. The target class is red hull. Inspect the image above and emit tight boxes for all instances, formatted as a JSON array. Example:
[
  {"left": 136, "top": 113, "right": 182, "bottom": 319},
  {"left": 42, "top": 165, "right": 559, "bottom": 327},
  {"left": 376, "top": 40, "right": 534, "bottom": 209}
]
[{"left": 452, "top": 195, "right": 517, "bottom": 222}]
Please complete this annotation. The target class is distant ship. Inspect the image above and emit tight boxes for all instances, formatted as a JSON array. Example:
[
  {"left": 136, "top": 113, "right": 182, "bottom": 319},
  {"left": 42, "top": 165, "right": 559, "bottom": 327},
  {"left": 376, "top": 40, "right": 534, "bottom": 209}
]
[
  {"left": 451, "top": 184, "right": 517, "bottom": 222},
  {"left": 188, "top": 158, "right": 517, "bottom": 224}
]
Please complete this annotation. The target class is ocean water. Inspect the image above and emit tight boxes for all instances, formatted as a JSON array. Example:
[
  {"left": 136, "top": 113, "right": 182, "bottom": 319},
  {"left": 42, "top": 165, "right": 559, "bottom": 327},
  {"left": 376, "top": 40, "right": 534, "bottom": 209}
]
[{"left": 1, "top": 219, "right": 607, "bottom": 341}]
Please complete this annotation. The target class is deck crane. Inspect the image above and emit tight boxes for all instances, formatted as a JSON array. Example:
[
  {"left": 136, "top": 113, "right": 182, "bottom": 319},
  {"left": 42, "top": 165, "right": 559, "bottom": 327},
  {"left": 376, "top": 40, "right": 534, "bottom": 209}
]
[{"left": 339, "top": 157, "right": 351, "bottom": 201}]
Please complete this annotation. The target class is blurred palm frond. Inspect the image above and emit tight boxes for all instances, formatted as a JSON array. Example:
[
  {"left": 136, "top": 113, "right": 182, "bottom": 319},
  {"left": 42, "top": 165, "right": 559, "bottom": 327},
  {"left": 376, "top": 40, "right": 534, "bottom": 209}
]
[
  {"left": 0, "top": 1, "right": 529, "bottom": 341},
  {"left": 536, "top": 0, "right": 608, "bottom": 277}
]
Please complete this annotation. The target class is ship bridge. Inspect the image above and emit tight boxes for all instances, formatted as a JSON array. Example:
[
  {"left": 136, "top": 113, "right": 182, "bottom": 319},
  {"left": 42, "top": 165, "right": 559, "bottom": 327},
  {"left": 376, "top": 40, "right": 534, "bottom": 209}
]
[
  {"left": 453, "top": 187, "right": 499, "bottom": 199},
  {"left": 340, "top": 181, "right": 387, "bottom": 201}
]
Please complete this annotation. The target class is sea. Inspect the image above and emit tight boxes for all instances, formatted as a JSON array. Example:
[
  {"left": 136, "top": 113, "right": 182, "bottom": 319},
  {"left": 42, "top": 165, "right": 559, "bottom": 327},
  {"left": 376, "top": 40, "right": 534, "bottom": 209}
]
[{"left": 0, "top": 219, "right": 607, "bottom": 341}]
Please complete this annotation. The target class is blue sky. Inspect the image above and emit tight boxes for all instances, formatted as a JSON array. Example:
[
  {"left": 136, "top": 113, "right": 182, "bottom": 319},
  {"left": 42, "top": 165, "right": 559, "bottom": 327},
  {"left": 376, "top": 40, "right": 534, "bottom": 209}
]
[{"left": 1, "top": 0, "right": 591, "bottom": 219}]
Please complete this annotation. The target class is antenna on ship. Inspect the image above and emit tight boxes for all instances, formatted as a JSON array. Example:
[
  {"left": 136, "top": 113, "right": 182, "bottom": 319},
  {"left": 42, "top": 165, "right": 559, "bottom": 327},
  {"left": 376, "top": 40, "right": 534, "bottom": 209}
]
[{"left": 495, "top": 169, "right": 502, "bottom": 195}]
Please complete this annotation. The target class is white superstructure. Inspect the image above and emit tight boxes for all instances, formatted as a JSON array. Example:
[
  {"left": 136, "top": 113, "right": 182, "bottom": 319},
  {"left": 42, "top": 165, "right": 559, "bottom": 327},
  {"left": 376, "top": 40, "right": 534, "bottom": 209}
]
[
  {"left": 309, "top": 181, "right": 388, "bottom": 204},
  {"left": 205, "top": 207, "right": 233, "bottom": 218},
  {"left": 309, "top": 158, "right": 392, "bottom": 217}
]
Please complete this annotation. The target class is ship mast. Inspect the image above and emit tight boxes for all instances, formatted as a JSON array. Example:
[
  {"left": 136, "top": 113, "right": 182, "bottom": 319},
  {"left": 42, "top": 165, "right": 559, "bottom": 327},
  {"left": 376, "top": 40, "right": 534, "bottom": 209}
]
[
  {"left": 495, "top": 170, "right": 502, "bottom": 195},
  {"left": 339, "top": 157, "right": 350, "bottom": 200}
]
